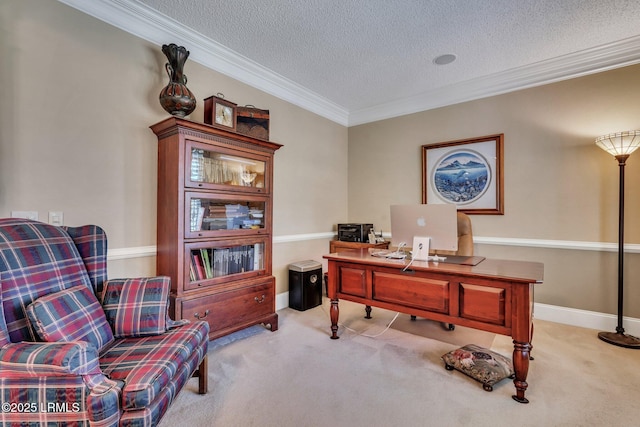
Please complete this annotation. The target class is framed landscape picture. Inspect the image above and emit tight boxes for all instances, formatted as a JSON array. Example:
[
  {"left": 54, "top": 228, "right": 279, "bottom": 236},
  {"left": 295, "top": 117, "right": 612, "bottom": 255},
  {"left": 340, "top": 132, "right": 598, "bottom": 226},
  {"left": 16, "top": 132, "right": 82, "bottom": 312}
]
[{"left": 422, "top": 134, "right": 504, "bottom": 214}]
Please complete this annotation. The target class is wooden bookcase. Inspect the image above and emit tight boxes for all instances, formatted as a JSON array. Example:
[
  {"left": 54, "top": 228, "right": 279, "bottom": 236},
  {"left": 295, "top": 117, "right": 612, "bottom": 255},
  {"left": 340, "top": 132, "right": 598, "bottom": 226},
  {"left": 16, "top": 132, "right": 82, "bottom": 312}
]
[{"left": 151, "top": 117, "right": 282, "bottom": 340}]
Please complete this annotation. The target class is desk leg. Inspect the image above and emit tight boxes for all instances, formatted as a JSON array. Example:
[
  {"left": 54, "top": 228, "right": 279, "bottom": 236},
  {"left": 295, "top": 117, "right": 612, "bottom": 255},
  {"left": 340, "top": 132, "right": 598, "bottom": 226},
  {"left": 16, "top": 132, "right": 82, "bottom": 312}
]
[
  {"left": 512, "top": 341, "right": 531, "bottom": 403},
  {"left": 330, "top": 299, "right": 340, "bottom": 339},
  {"left": 529, "top": 322, "right": 535, "bottom": 361}
]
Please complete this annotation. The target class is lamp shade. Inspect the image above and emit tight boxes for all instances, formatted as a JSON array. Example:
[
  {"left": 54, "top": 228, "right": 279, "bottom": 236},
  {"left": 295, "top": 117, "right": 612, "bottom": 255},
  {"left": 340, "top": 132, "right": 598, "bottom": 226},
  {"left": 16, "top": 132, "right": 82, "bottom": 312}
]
[{"left": 595, "top": 131, "right": 640, "bottom": 157}]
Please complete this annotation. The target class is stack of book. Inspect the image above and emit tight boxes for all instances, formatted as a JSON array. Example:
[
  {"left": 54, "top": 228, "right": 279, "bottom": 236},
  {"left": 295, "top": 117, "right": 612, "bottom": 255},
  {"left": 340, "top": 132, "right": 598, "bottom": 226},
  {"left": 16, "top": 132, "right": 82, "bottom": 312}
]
[
  {"left": 191, "top": 201, "right": 265, "bottom": 232},
  {"left": 203, "top": 204, "right": 231, "bottom": 230},
  {"left": 189, "top": 244, "right": 264, "bottom": 281}
]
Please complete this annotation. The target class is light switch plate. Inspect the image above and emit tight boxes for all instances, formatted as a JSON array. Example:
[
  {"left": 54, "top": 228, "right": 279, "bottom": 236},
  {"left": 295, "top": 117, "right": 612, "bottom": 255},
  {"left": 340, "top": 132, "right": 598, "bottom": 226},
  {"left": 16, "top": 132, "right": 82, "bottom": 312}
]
[
  {"left": 11, "top": 211, "right": 39, "bottom": 221},
  {"left": 48, "top": 211, "right": 64, "bottom": 226}
]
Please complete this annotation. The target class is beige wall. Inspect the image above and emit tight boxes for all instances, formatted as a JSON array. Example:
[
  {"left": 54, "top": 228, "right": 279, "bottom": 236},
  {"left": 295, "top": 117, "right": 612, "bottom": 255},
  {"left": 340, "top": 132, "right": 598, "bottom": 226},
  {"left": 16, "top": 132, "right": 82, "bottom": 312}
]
[
  {"left": 3, "top": 1, "right": 640, "bottom": 319},
  {"left": 0, "top": 1, "right": 348, "bottom": 294},
  {"left": 348, "top": 65, "right": 640, "bottom": 317}
]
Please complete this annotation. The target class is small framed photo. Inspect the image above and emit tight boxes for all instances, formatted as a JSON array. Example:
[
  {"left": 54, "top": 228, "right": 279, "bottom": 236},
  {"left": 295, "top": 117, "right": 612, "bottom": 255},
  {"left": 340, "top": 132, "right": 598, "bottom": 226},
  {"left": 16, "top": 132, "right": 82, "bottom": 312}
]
[
  {"left": 422, "top": 134, "right": 504, "bottom": 215},
  {"left": 204, "top": 94, "right": 237, "bottom": 131}
]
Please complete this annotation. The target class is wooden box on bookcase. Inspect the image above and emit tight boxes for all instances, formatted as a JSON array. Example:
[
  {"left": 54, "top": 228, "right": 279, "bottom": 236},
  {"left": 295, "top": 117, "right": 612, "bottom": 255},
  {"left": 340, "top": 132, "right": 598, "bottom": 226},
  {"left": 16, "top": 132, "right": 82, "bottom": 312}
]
[
  {"left": 236, "top": 105, "right": 269, "bottom": 141},
  {"left": 151, "top": 117, "right": 282, "bottom": 340}
]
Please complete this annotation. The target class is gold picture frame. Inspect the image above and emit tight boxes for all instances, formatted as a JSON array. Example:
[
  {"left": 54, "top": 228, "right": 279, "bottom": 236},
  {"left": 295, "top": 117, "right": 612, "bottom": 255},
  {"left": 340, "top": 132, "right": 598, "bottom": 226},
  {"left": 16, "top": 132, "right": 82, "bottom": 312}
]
[{"left": 422, "top": 134, "right": 504, "bottom": 215}]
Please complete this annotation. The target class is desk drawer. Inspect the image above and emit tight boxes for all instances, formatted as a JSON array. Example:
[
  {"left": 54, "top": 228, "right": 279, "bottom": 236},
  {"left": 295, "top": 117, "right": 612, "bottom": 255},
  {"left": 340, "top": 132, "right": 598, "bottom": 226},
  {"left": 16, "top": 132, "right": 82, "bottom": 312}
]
[
  {"left": 338, "top": 266, "right": 367, "bottom": 298},
  {"left": 372, "top": 271, "right": 449, "bottom": 314},
  {"left": 459, "top": 282, "right": 508, "bottom": 326}
]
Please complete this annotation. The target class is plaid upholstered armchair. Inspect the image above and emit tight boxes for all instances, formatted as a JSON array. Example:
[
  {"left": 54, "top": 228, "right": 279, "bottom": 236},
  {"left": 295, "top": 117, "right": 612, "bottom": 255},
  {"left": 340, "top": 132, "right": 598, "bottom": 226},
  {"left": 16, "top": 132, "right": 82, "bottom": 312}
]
[{"left": 0, "top": 219, "right": 209, "bottom": 426}]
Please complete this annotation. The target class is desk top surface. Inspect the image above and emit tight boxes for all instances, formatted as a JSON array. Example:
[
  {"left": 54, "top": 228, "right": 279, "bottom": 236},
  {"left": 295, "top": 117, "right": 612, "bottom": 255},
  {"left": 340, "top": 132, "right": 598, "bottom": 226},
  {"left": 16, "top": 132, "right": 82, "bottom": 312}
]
[{"left": 324, "top": 249, "right": 544, "bottom": 284}]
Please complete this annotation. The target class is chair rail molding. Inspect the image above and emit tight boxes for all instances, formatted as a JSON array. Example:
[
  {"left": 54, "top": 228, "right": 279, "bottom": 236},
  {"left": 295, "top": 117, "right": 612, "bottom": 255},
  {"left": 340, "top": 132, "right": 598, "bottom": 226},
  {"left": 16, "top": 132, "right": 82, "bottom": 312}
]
[
  {"left": 110, "top": 233, "right": 639, "bottom": 335},
  {"left": 108, "top": 235, "right": 640, "bottom": 259},
  {"left": 473, "top": 236, "right": 640, "bottom": 253},
  {"left": 107, "top": 245, "right": 157, "bottom": 261}
]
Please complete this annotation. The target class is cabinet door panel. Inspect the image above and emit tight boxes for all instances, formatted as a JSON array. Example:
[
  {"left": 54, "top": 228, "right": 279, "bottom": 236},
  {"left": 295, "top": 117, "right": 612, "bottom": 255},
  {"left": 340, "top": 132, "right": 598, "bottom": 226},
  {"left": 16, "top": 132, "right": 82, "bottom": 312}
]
[
  {"left": 372, "top": 272, "right": 449, "bottom": 314},
  {"left": 185, "top": 192, "right": 269, "bottom": 239},
  {"left": 186, "top": 140, "right": 269, "bottom": 193},
  {"left": 185, "top": 239, "right": 268, "bottom": 290}
]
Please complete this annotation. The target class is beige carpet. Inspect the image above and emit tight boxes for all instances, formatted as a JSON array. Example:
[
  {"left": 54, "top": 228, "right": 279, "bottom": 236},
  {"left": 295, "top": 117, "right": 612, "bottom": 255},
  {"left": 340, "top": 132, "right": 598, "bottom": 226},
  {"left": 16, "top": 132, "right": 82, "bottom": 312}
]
[{"left": 160, "top": 298, "right": 640, "bottom": 427}]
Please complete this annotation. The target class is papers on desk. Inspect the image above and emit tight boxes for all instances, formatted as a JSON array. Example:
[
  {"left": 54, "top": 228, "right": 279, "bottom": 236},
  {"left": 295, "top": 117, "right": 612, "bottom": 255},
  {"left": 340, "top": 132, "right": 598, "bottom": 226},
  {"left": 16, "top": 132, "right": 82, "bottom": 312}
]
[
  {"left": 371, "top": 250, "right": 406, "bottom": 259},
  {"left": 370, "top": 250, "right": 485, "bottom": 266}
]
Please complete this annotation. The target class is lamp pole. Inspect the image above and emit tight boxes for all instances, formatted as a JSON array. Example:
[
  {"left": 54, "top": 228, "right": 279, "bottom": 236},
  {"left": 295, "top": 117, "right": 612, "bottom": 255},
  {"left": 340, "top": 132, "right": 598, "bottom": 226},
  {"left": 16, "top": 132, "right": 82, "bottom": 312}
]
[
  {"left": 597, "top": 150, "right": 640, "bottom": 348},
  {"left": 614, "top": 154, "right": 627, "bottom": 335}
]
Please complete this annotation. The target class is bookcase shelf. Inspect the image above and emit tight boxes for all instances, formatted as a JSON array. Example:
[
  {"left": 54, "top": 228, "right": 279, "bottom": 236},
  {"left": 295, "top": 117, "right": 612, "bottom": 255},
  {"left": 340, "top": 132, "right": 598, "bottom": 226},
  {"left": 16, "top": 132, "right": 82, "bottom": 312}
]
[{"left": 151, "top": 117, "right": 282, "bottom": 340}]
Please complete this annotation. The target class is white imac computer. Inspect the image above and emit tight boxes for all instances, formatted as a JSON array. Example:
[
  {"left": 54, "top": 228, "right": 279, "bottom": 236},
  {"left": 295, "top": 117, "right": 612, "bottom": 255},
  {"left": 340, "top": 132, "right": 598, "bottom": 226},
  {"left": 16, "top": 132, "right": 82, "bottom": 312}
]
[{"left": 390, "top": 204, "right": 458, "bottom": 261}]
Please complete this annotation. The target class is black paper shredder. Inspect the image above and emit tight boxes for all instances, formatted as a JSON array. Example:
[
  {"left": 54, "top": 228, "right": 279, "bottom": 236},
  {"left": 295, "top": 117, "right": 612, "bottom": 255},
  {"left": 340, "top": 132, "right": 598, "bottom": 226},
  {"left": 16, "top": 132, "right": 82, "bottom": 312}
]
[{"left": 289, "top": 260, "right": 322, "bottom": 311}]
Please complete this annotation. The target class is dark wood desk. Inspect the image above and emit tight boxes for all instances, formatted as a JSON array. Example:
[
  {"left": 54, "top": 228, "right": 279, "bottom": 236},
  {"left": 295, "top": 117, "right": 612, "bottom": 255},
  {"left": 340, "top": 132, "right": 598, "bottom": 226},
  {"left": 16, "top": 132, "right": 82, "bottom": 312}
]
[{"left": 323, "top": 249, "right": 544, "bottom": 403}]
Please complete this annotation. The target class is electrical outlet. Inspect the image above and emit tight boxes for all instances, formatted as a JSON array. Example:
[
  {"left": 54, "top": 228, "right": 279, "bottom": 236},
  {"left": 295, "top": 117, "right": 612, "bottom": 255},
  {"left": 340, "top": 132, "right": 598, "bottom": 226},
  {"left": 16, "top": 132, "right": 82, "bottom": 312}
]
[
  {"left": 48, "top": 211, "right": 64, "bottom": 226},
  {"left": 11, "top": 211, "right": 39, "bottom": 221}
]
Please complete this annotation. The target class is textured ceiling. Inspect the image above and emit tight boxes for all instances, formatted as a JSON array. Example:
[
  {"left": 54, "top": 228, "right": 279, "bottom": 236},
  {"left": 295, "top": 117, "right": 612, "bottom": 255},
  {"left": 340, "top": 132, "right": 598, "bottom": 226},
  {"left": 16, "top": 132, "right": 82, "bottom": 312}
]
[{"left": 63, "top": 0, "right": 640, "bottom": 125}]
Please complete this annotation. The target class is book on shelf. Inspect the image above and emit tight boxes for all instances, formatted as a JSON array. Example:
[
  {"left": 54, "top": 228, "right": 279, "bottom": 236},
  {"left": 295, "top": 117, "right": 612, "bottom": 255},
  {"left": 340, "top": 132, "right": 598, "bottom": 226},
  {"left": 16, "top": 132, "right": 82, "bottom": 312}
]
[
  {"left": 191, "top": 252, "right": 206, "bottom": 281},
  {"left": 190, "top": 244, "right": 265, "bottom": 281},
  {"left": 190, "top": 199, "right": 206, "bottom": 232},
  {"left": 196, "top": 207, "right": 205, "bottom": 231},
  {"left": 212, "top": 248, "right": 228, "bottom": 277},
  {"left": 200, "top": 249, "right": 213, "bottom": 278},
  {"left": 254, "top": 243, "right": 262, "bottom": 270},
  {"left": 190, "top": 262, "right": 196, "bottom": 282}
]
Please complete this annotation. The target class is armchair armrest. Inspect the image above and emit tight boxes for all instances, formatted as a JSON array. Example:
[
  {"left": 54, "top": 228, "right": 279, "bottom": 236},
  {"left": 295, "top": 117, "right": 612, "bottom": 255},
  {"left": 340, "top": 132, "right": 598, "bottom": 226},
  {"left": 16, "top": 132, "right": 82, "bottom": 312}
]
[
  {"left": 0, "top": 342, "right": 121, "bottom": 426},
  {"left": 0, "top": 341, "right": 120, "bottom": 392},
  {"left": 0, "top": 341, "right": 101, "bottom": 376}
]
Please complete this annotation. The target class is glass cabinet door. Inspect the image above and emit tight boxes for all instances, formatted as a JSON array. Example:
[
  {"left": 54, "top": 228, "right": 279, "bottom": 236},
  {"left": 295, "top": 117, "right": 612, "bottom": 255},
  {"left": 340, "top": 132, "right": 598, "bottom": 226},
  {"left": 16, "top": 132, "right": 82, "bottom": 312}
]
[
  {"left": 186, "top": 193, "right": 267, "bottom": 239},
  {"left": 184, "top": 240, "right": 266, "bottom": 290},
  {"left": 187, "top": 141, "right": 267, "bottom": 192}
]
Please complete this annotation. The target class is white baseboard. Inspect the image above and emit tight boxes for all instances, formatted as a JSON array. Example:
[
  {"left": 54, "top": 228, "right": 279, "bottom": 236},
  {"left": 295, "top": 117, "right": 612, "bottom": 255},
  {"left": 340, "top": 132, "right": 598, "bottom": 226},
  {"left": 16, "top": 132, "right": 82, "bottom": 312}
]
[
  {"left": 276, "top": 292, "right": 290, "bottom": 312},
  {"left": 276, "top": 292, "right": 640, "bottom": 338},
  {"left": 534, "top": 302, "right": 640, "bottom": 337}
]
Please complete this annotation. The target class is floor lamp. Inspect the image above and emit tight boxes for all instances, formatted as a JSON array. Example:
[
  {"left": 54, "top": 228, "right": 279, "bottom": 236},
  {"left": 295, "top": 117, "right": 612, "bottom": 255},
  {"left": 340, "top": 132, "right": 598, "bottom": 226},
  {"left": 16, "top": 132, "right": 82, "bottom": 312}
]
[{"left": 595, "top": 130, "right": 640, "bottom": 349}]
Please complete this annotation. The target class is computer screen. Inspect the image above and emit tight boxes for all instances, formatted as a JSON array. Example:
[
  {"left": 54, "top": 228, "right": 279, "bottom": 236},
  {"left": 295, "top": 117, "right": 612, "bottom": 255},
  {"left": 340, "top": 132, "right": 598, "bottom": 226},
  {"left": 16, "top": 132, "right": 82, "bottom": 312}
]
[{"left": 390, "top": 204, "right": 458, "bottom": 252}]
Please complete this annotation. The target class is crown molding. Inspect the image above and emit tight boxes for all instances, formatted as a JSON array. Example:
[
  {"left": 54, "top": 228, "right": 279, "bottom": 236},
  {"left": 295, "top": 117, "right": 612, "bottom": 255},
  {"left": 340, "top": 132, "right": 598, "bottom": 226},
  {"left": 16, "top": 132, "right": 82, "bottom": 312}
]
[
  {"left": 58, "top": 0, "right": 640, "bottom": 128},
  {"left": 57, "top": 0, "right": 349, "bottom": 126},
  {"left": 348, "top": 36, "right": 640, "bottom": 126}
]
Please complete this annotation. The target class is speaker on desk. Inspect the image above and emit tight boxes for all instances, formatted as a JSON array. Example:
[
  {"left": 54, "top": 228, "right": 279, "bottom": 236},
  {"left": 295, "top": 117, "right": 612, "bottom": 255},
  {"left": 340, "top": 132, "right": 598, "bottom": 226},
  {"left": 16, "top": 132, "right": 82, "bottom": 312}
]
[{"left": 289, "top": 260, "right": 322, "bottom": 311}]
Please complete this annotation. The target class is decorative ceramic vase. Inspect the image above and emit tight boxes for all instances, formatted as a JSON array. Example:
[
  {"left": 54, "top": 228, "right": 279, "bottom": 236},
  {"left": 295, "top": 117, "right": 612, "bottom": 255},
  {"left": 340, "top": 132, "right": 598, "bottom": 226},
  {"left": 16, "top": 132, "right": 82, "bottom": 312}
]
[{"left": 159, "top": 44, "right": 196, "bottom": 118}]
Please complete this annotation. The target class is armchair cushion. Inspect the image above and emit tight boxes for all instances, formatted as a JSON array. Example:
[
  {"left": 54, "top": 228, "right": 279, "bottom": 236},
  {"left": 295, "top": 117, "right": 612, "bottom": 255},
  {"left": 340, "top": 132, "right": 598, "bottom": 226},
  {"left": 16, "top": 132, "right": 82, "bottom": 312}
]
[
  {"left": 101, "top": 277, "right": 171, "bottom": 338},
  {"left": 100, "top": 320, "right": 209, "bottom": 410},
  {"left": 26, "top": 285, "right": 114, "bottom": 352}
]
